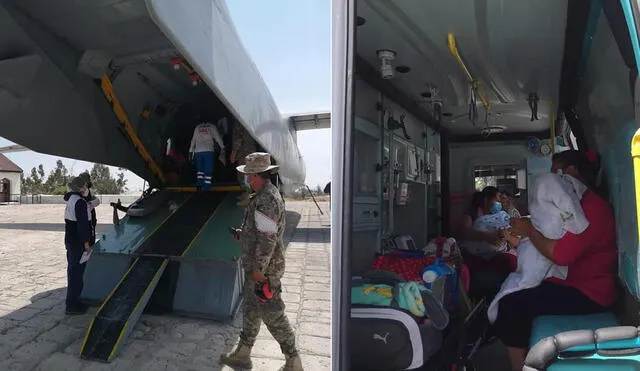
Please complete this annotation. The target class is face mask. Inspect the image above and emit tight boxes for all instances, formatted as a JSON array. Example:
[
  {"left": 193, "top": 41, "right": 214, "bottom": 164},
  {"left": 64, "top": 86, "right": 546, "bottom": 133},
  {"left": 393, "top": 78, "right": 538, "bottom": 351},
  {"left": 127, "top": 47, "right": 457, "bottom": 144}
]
[
  {"left": 490, "top": 202, "right": 503, "bottom": 214},
  {"left": 243, "top": 175, "right": 250, "bottom": 189}
]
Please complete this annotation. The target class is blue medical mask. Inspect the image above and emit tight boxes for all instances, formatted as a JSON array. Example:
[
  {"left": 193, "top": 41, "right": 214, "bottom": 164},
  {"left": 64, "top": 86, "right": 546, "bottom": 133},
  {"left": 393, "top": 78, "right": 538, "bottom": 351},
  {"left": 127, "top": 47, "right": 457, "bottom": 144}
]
[
  {"left": 242, "top": 175, "right": 250, "bottom": 189},
  {"left": 490, "top": 202, "right": 503, "bottom": 214}
]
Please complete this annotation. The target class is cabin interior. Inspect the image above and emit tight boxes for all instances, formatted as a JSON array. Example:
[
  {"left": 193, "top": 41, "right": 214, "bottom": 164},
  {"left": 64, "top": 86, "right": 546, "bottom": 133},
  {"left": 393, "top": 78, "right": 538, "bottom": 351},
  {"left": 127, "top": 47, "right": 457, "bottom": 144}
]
[{"left": 347, "top": 0, "right": 640, "bottom": 370}]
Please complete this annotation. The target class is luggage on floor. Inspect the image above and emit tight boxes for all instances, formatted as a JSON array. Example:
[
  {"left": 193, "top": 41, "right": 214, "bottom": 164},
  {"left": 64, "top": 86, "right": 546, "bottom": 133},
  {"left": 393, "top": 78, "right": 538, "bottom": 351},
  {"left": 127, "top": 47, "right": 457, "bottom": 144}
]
[
  {"left": 371, "top": 253, "right": 441, "bottom": 282},
  {"left": 350, "top": 306, "right": 443, "bottom": 371},
  {"left": 370, "top": 252, "right": 470, "bottom": 315},
  {"left": 351, "top": 270, "right": 450, "bottom": 328},
  {"left": 350, "top": 271, "right": 449, "bottom": 370},
  {"left": 351, "top": 281, "right": 427, "bottom": 317}
]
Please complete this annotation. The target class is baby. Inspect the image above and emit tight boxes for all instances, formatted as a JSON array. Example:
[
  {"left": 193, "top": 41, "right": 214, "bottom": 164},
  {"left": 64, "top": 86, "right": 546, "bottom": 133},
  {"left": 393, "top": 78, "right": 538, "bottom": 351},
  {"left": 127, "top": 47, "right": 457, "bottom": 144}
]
[
  {"left": 487, "top": 172, "right": 589, "bottom": 324},
  {"left": 463, "top": 206, "right": 515, "bottom": 259}
]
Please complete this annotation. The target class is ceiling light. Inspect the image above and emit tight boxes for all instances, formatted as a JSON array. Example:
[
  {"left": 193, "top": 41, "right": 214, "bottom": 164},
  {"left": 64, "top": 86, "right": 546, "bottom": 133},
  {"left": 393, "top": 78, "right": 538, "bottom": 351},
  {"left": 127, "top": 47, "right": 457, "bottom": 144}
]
[
  {"left": 481, "top": 125, "right": 507, "bottom": 136},
  {"left": 376, "top": 49, "right": 396, "bottom": 80}
]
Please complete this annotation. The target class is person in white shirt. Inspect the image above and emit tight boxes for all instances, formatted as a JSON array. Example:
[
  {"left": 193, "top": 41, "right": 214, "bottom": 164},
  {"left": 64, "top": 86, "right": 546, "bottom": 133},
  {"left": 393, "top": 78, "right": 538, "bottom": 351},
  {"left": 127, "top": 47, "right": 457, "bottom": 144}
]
[
  {"left": 501, "top": 191, "right": 522, "bottom": 218},
  {"left": 189, "top": 120, "right": 226, "bottom": 191}
]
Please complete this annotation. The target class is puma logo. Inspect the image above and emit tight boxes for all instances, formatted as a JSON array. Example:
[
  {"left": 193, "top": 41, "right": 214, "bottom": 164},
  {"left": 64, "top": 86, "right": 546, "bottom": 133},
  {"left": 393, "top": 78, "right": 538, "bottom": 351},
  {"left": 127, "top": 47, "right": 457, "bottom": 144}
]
[{"left": 373, "top": 332, "right": 389, "bottom": 344}]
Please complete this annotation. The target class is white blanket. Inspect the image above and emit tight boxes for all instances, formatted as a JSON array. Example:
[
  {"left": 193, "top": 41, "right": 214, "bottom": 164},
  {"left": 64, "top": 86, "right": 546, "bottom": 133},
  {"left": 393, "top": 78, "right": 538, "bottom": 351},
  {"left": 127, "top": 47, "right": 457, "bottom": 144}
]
[
  {"left": 487, "top": 173, "right": 589, "bottom": 324},
  {"left": 462, "top": 211, "right": 511, "bottom": 259}
]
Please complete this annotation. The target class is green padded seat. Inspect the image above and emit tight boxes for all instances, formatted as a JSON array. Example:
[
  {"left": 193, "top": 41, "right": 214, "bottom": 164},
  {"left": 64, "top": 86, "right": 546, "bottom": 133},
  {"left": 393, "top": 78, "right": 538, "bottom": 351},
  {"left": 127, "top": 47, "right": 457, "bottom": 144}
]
[
  {"left": 548, "top": 359, "right": 640, "bottom": 371},
  {"left": 530, "top": 312, "right": 619, "bottom": 351}
]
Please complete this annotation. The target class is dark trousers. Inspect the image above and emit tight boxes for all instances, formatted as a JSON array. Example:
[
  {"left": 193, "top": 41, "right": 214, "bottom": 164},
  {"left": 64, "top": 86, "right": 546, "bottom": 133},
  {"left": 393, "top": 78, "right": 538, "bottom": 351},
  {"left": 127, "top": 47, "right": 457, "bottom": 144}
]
[
  {"left": 65, "top": 243, "right": 87, "bottom": 307},
  {"left": 493, "top": 281, "right": 608, "bottom": 348},
  {"left": 463, "top": 250, "right": 517, "bottom": 278}
]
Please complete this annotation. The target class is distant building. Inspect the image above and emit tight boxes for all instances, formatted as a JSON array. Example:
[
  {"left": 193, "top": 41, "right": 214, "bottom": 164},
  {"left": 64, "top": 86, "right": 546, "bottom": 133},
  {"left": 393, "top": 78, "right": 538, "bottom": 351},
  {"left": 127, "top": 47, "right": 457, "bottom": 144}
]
[{"left": 0, "top": 154, "right": 22, "bottom": 202}]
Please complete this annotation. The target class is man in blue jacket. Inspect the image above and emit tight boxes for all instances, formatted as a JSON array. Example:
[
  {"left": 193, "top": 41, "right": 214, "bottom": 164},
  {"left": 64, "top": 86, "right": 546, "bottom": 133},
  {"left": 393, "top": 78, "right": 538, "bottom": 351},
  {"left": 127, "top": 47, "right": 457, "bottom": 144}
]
[
  {"left": 63, "top": 176, "right": 93, "bottom": 315},
  {"left": 78, "top": 172, "right": 100, "bottom": 245}
]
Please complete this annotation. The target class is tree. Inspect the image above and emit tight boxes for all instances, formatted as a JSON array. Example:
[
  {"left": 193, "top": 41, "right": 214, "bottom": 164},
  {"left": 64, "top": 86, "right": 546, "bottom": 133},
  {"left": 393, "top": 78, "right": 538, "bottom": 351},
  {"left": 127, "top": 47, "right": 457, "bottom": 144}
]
[
  {"left": 20, "top": 172, "right": 28, "bottom": 195},
  {"left": 45, "top": 160, "right": 71, "bottom": 195},
  {"left": 20, "top": 161, "right": 129, "bottom": 195},
  {"left": 116, "top": 167, "right": 128, "bottom": 193},
  {"left": 21, "top": 164, "right": 46, "bottom": 194},
  {"left": 90, "top": 164, "right": 128, "bottom": 194}
]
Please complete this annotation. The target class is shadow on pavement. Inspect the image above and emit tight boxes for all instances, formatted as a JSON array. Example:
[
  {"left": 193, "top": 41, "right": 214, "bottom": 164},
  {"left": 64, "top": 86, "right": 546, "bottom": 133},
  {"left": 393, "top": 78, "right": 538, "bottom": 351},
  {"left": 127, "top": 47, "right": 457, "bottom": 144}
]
[
  {"left": 0, "top": 203, "right": 324, "bottom": 370},
  {"left": 0, "top": 283, "right": 244, "bottom": 370},
  {"left": 283, "top": 211, "right": 302, "bottom": 248},
  {"left": 288, "top": 228, "right": 330, "bottom": 244}
]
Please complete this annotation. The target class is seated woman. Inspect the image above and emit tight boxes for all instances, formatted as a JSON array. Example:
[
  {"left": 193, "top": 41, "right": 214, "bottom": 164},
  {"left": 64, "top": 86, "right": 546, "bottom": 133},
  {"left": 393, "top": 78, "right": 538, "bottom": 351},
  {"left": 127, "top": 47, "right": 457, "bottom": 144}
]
[
  {"left": 487, "top": 171, "right": 589, "bottom": 324},
  {"left": 458, "top": 187, "right": 520, "bottom": 280},
  {"left": 493, "top": 150, "right": 617, "bottom": 371}
]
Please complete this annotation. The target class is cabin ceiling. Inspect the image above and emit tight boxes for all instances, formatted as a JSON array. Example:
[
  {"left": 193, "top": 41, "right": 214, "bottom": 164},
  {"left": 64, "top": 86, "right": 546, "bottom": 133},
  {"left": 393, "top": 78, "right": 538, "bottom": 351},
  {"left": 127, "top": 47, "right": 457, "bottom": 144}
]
[{"left": 356, "top": 0, "right": 569, "bottom": 135}]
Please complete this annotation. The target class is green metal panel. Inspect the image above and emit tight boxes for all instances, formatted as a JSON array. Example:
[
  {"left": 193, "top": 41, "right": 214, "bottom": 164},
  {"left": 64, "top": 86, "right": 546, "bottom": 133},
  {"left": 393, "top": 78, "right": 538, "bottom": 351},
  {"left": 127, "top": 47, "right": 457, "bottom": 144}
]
[
  {"left": 172, "top": 259, "right": 244, "bottom": 320},
  {"left": 171, "top": 192, "right": 245, "bottom": 319},
  {"left": 94, "top": 192, "right": 191, "bottom": 255},
  {"left": 182, "top": 192, "right": 244, "bottom": 261},
  {"left": 81, "top": 254, "right": 133, "bottom": 304}
]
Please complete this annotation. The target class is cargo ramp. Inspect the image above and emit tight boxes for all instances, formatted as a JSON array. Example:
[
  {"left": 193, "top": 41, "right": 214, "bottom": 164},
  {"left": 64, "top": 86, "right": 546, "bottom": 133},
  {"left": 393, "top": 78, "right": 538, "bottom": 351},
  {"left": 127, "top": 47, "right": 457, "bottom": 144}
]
[{"left": 79, "top": 192, "right": 226, "bottom": 362}]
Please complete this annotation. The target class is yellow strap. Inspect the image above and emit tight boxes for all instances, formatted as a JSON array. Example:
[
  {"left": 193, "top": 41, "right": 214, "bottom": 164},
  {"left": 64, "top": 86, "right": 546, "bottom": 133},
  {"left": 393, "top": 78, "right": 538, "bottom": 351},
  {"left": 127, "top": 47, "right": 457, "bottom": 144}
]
[
  {"left": 447, "top": 33, "right": 492, "bottom": 111},
  {"left": 632, "top": 129, "right": 640, "bottom": 246},
  {"left": 100, "top": 75, "right": 165, "bottom": 183}
]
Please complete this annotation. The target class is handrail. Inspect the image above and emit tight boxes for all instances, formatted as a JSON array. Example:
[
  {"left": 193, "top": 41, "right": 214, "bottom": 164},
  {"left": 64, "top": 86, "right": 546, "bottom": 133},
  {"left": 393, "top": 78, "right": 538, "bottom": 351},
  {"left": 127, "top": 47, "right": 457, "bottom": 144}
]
[
  {"left": 549, "top": 100, "right": 555, "bottom": 154},
  {"left": 631, "top": 128, "right": 640, "bottom": 251},
  {"left": 447, "top": 33, "right": 492, "bottom": 111}
]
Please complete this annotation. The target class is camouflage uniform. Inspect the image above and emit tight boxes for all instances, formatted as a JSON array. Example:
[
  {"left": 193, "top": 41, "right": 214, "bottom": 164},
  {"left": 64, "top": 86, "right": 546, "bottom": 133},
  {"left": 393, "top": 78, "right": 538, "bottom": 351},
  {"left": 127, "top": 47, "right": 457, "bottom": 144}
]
[
  {"left": 221, "top": 152, "right": 302, "bottom": 370},
  {"left": 232, "top": 123, "right": 257, "bottom": 190},
  {"left": 238, "top": 181, "right": 297, "bottom": 356}
]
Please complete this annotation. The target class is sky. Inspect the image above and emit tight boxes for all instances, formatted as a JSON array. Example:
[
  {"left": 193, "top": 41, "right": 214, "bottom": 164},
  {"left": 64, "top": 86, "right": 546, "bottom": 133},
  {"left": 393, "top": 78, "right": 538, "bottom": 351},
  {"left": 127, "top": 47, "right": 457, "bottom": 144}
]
[{"left": 0, "top": 0, "right": 330, "bottom": 193}]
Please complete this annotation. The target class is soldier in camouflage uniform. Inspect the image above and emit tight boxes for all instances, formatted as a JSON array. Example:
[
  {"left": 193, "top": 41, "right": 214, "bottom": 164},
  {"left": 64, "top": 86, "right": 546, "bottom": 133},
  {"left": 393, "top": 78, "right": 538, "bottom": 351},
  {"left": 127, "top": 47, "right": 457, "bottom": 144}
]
[
  {"left": 230, "top": 122, "right": 257, "bottom": 206},
  {"left": 220, "top": 152, "right": 304, "bottom": 371}
]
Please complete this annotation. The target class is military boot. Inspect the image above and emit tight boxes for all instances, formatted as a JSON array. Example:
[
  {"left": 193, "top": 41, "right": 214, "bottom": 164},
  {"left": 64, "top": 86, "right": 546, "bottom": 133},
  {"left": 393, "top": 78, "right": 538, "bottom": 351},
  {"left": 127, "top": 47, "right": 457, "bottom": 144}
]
[
  {"left": 220, "top": 344, "right": 252, "bottom": 369},
  {"left": 280, "top": 354, "right": 304, "bottom": 371}
]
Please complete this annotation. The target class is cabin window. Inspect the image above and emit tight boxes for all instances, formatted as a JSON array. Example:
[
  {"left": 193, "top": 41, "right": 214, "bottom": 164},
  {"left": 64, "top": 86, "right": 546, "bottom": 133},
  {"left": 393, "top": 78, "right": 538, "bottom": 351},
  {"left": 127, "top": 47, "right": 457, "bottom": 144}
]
[{"left": 474, "top": 164, "right": 520, "bottom": 195}]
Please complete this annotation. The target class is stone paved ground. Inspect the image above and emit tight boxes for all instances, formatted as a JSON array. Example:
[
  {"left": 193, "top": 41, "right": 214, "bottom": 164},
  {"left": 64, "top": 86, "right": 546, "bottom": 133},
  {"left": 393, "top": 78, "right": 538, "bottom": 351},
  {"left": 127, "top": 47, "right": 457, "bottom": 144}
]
[{"left": 0, "top": 200, "right": 331, "bottom": 370}]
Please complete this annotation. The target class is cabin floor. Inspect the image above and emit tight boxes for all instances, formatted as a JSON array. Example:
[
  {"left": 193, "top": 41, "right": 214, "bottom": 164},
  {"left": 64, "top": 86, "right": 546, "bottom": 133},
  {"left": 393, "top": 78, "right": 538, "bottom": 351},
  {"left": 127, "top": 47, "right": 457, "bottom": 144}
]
[{"left": 0, "top": 201, "right": 331, "bottom": 370}]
